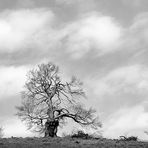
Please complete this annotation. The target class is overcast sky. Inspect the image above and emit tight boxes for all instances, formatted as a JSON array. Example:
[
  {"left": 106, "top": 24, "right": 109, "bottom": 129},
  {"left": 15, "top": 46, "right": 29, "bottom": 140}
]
[{"left": 1, "top": 0, "right": 148, "bottom": 140}]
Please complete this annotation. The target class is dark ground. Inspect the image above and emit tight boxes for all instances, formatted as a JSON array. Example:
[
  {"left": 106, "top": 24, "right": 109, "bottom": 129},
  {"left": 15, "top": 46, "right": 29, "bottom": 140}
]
[{"left": 0, "top": 137, "right": 148, "bottom": 148}]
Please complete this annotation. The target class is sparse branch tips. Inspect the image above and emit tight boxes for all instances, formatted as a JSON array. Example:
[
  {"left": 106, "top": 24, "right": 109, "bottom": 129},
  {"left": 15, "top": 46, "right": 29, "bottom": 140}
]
[{"left": 16, "top": 62, "right": 101, "bottom": 137}]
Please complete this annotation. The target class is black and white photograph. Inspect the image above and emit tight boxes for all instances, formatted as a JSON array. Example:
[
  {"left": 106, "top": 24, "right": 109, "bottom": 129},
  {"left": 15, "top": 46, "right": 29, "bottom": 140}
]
[{"left": 1, "top": 0, "right": 148, "bottom": 147}]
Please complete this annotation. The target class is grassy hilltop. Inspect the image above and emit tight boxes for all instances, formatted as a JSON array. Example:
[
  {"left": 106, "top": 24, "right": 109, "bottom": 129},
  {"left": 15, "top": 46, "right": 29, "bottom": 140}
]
[{"left": 0, "top": 137, "right": 148, "bottom": 148}]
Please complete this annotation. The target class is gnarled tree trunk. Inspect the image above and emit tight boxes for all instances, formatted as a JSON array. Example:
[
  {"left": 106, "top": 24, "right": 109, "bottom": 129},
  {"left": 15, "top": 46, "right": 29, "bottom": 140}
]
[{"left": 44, "top": 120, "right": 59, "bottom": 137}]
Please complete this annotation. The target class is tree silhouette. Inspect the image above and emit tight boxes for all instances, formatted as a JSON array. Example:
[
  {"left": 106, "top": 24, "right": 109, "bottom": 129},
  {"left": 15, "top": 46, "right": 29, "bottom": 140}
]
[{"left": 16, "top": 62, "right": 101, "bottom": 137}]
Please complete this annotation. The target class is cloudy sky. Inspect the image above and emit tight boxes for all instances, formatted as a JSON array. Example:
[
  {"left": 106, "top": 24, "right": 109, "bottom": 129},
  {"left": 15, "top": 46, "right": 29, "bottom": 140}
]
[{"left": 1, "top": 0, "right": 148, "bottom": 140}]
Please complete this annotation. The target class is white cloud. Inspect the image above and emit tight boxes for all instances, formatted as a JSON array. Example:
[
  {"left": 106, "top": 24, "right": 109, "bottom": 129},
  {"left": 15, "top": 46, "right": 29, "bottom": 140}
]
[
  {"left": 1, "top": 7, "right": 148, "bottom": 62},
  {"left": 119, "top": 12, "right": 148, "bottom": 55},
  {"left": 0, "top": 9, "right": 123, "bottom": 60},
  {"left": 103, "top": 105, "right": 148, "bottom": 140},
  {"left": 64, "top": 13, "right": 122, "bottom": 58},
  {"left": 0, "top": 9, "right": 54, "bottom": 52},
  {"left": 131, "top": 13, "right": 148, "bottom": 43},
  {"left": 0, "top": 66, "right": 29, "bottom": 99},
  {"left": 83, "top": 64, "right": 148, "bottom": 117},
  {"left": 62, "top": 11, "right": 148, "bottom": 59},
  {"left": 3, "top": 118, "right": 34, "bottom": 137},
  {"left": 88, "top": 65, "right": 148, "bottom": 97}
]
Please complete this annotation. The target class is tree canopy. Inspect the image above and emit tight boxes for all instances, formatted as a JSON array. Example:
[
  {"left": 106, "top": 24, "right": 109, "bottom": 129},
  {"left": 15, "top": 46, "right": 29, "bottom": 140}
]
[{"left": 16, "top": 62, "right": 101, "bottom": 137}]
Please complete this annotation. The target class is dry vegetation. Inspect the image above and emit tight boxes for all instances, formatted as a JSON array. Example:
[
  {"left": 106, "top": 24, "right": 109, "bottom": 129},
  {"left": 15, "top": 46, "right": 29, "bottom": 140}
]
[{"left": 0, "top": 136, "right": 148, "bottom": 148}]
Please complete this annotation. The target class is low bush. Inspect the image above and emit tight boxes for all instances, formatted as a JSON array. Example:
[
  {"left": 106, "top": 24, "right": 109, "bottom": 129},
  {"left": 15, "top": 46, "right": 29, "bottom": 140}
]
[
  {"left": 71, "top": 130, "right": 93, "bottom": 139},
  {"left": 119, "top": 136, "right": 138, "bottom": 141}
]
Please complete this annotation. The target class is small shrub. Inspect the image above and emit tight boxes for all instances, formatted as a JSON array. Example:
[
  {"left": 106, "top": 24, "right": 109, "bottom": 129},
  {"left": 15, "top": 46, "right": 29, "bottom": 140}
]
[
  {"left": 119, "top": 136, "right": 138, "bottom": 141},
  {"left": 71, "top": 130, "right": 93, "bottom": 139}
]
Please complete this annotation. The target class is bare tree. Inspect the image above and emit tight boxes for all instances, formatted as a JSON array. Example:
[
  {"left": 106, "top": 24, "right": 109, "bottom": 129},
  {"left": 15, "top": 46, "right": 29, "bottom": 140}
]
[{"left": 16, "top": 62, "right": 102, "bottom": 137}]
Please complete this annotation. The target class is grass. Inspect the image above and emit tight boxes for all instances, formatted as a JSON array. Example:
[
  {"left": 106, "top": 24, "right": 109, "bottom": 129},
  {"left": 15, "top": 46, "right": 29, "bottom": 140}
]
[{"left": 0, "top": 137, "right": 148, "bottom": 148}]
